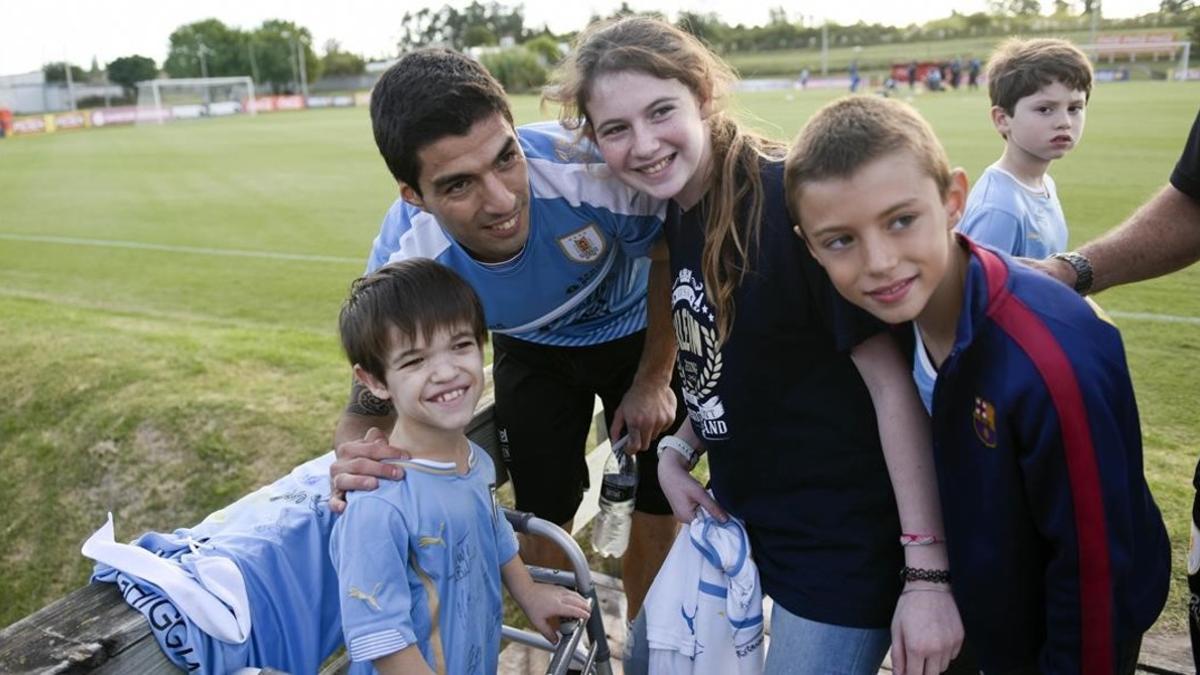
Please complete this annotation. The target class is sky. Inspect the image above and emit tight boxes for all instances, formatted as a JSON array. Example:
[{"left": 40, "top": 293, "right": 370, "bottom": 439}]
[{"left": 2, "top": 0, "right": 1164, "bottom": 76}]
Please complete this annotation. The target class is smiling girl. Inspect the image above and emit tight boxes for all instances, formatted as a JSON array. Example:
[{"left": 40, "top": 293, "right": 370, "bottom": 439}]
[{"left": 546, "top": 17, "right": 964, "bottom": 674}]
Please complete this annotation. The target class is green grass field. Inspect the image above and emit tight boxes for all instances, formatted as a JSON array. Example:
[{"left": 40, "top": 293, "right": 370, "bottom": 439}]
[{"left": 2, "top": 82, "right": 1198, "bottom": 637}]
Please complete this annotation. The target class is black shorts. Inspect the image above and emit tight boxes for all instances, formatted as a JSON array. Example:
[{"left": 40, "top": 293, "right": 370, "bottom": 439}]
[{"left": 492, "top": 330, "right": 683, "bottom": 525}]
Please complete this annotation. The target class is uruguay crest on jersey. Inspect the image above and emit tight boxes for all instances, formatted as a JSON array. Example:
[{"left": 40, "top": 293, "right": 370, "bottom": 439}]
[{"left": 557, "top": 224, "right": 606, "bottom": 263}]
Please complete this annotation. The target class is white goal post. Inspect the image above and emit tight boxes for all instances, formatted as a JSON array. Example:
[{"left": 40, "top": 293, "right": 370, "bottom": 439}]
[
  {"left": 1076, "top": 39, "right": 1193, "bottom": 81},
  {"left": 136, "top": 76, "right": 258, "bottom": 124}
]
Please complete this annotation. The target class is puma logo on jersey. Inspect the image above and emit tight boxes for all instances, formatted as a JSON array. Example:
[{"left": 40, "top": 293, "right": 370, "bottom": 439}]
[
  {"left": 419, "top": 522, "right": 446, "bottom": 548},
  {"left": 349, "top": 582, "right": 384, "bottom": 611}
]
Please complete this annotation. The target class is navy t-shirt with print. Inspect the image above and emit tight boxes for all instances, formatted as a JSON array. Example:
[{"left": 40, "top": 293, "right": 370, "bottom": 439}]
[{"left": 664, "top": 160, "right": 903, "bottom": 628}]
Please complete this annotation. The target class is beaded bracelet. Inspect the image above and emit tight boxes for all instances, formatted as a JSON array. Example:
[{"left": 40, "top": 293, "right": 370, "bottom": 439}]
[
  {"left": 899, "top": 533, "right": 944, "bottom": 547},
  {"left": 900, "top": 566, "right": 951, "bottom": 584}
]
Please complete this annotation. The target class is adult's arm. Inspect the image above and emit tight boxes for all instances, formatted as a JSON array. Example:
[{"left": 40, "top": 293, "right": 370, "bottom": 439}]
[
  {"left": 850, "top": 332, "right": 963, "bottom": 675},
  {"left": 1037, "top": 184, "right": 1200, "bottom": 293},
  {"left": 329, "top": 381, "right": 407, "bottom": 513},
  {"left": 1036, "top": 109, "right": 1200, "bottom": 292},
  {"left": 610, "top": 239, "right": 678, "bottom": 453}
]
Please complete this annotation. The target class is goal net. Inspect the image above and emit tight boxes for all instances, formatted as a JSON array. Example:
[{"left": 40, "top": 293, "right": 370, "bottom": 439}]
[{"left": 135, "top": 76, "right": 257, "bottom": 124}]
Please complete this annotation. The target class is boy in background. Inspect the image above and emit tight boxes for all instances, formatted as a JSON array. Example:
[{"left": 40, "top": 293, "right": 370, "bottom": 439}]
[
  {"left": 786, "top": 96, "right": 1170, "bottom": 675},
  {"left": 913, "top": 38, "right": 1093, "bottom": 410},
  {"left": 332, "top": 259, "right": 590, "bottom": 674},
  {"left": 960, "top": 38, "right": 1092, "bottom": 259}
]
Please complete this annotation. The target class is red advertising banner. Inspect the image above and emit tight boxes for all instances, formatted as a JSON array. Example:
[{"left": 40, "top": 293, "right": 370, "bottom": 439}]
[{"left": 274, "top": 95, "right": 305, "bottom": 111}]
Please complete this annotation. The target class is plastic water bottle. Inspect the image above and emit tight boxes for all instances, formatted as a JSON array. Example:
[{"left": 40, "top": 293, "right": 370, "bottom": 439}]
[{"left": 591, "top": 437, "right": 637, "bottom": 558}]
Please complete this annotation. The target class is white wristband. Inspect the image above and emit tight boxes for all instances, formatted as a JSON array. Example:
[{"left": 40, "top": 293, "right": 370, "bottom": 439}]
[{"left": 656, "top": 435, "right": 699, "bottom": 470}]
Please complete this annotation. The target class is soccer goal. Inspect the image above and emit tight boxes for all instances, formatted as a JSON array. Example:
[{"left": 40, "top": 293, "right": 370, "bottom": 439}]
[
  {"left": 136, "top": 76, "right": 257, "bottom": 124},
  {"left": 1079, "top": 34, "right": 1193, "bottom": 81}
]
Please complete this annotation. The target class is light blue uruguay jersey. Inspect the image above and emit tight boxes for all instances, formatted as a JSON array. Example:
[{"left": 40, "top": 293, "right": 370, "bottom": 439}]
[
  {"left": 956, "top": 164, "right": 1068, "bottom": 259},
  {"left": 331, "top": 443, "right": 519, "bottom": 675},
  {"left": 90, "top": 452, "right": 343, "bottom": 675},
  {"left": 365, "top": 121, "right": 666, "bottom": 347}
]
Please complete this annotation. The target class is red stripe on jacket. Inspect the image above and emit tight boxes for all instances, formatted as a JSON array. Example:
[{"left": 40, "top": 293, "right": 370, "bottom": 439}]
[{"left": 975, "top": 243, "right": 1114, "bottom": 674}]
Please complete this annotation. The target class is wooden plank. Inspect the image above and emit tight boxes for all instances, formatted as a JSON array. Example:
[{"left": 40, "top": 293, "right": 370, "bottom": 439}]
[
  {"left": 0, "top": 583, "right": 175, "bottom": 674},
  {"left": 1138, "top": 631, "right": 1193, "bottom": 674}
]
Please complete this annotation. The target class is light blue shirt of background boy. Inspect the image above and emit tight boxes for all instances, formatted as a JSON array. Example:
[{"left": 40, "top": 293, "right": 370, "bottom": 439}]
[
  {"left": 330, "top": 443, "right": 519, "bottom": 675},
  {"left": 956, "top": 164, "right": 1068, "bottom": 259},
  {"left": 913, "top": 163, "right": 1071, "bottom": 411}
]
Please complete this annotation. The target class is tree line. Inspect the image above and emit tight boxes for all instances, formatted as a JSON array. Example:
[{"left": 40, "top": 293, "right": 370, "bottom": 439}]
[{"left": 43, "top": 0, "right": 1199, "bottom": 100}]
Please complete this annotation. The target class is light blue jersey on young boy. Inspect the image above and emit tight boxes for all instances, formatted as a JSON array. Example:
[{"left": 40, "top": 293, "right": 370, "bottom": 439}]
[
  {"left": 913, "top": 163, "right": 1070, "bottom": 411},
  {"left": 957, "top": 164, "right": 1068, "bottom": 258},
  {"left": 331, "top": 443, "right": 519, "bottom": 674}
]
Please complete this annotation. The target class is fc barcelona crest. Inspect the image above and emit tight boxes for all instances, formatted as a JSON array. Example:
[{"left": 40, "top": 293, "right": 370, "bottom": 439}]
[
  {"left": 558, "top": 224, "right": 606, "bottom": 263},
  {"left": 973, "top": 396, "right": 998, "bottom": 448}
]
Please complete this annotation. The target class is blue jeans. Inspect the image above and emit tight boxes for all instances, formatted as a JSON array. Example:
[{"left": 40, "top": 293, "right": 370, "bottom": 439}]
[
  {"left": 623, "top": 603, "right": 889, "bottom": 675},
  {"left": 764, "top": 603, "right": 890, "bottom": 675}
]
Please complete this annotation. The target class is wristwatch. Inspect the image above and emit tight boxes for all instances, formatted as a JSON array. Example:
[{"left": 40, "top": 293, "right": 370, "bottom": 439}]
[
  {"left": 657, "top": 435, "right": 700, "bottom": 470},
  {"left": 1050, "top": 251, "right": 1093, "bottom": 295}
]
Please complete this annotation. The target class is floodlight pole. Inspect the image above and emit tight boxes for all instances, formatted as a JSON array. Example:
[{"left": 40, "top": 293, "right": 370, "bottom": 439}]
[
  {"left": 295, "top": 37, "right": 309, "bottom": 98},
  {"left": 821, "top": 22, "right": 829, "bottom": 76},
  {"left": 63, "top": 60, "right": 76, "bottom": 111}
]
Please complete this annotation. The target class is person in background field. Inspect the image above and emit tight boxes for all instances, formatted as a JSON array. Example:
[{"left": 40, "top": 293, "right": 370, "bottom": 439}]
[
  {"left": 547, "top": 16, "right": 962, "bottom": 675},
  {"left": 908, "top": 60, "right": 919, "bottom": 90},
  {"left": 910, "top": 38, "right": 1093, "bottom": 413},
  {"left": 1030, "top": 107, "right": 1200, "bottom": 672},
  {"left": 328, "top": 47, "right": 683, "bottom": 625},
  {"left": 332, "top": 260, "right": 590, "bottom": 674},
  {"left": 788, "top": 95, "right": 1171, "bottom": 675}
]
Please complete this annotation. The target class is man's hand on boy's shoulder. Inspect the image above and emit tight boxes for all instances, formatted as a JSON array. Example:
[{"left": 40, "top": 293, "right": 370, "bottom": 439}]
[
  {"left": 329, "top": 427, "right": 412, "bottom": 514},
  {"left": 1020, "top": 255, "right": 1077, "bottom": 288}
]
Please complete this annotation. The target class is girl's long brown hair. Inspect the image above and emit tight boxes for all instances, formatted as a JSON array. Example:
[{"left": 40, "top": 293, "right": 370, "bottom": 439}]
[{"left": 545, "top": 16, "right": 784, "bottom": 343}]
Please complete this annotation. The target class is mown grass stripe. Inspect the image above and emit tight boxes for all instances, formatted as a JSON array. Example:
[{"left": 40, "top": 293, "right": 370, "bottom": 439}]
[{"left": 0, "top": 233, "right": 362, "bottom": 265}]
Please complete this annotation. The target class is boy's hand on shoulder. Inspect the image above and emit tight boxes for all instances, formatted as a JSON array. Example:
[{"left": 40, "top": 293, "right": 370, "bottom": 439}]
[
  {"left": 329, "top": 427, "right": 412, "bottom": 513},
  {"left": 890, "top": 584, "right": 963, "bottom": 675},
  {"left": 517, "top": 583, "right": 592, "bottom": 644}
]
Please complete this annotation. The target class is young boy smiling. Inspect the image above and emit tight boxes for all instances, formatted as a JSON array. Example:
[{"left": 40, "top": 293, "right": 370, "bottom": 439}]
[
  {"left": 331, "top": 259, "right": 590, "bottom": 674},
  {"left": 785, "top": 96, "right": 1170, "bottom": 675}
]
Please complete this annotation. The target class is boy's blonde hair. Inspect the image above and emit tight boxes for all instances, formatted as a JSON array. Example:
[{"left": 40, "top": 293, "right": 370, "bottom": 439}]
[
  {"left": 785, "top": 96, "right": 952, "bottom": 227},
  {"left": 545, "top": 16, "right": 784, "bottom": 343},
  {"left": 987, "top": 38, "right": 1093, "bottom": 115}
]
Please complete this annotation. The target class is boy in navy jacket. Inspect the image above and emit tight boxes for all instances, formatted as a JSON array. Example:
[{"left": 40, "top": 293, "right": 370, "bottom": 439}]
[{"left": 785, "top": 95, "right": 1170, "bottom": 674}]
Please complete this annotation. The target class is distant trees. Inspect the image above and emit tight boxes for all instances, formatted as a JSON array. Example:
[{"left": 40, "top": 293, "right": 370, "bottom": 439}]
[
  {"left": 160, "top": 18, "right": 326, "bottom": 93},
  {"left": 397, "top": 1, "right": 527, "bottom": 51},
  {"left": 43, "top": 62, "right": 86, "bottom": 83},
  {"left": 106, "top": 55, "right": 158, "bottom": 97},
  {"left": 321, "top": 40, "right": 366, "bottom": 77}
]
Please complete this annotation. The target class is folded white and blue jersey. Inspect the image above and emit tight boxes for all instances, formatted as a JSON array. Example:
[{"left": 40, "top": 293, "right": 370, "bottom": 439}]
[
  {"left": 87, "top": 452, "right": 342, "bottom": 674},
  {"left": 645, "top": 507, "right": 765, "bottom": 675},
  {"left": 365, "top": 121, "right": 666, "bottom": 347}
]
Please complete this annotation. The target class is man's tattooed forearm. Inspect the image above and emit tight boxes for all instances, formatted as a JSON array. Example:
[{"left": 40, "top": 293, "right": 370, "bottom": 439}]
[{"left": 347, "top": 381, "right": 394, "bottom": 416}]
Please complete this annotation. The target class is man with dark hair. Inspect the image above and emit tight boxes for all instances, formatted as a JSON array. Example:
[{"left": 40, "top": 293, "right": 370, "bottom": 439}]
[{"left": 330, "top": 48, "right": 681, "bottom": 621}]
